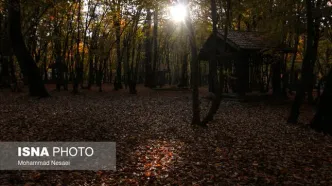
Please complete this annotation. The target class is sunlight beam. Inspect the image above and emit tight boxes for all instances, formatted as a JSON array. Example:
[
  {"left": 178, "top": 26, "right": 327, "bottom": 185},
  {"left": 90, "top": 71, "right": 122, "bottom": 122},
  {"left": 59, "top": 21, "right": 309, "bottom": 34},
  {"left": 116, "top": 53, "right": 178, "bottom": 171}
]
[{"left": 170, "top": 4, "right": 187, "bottom": 22}]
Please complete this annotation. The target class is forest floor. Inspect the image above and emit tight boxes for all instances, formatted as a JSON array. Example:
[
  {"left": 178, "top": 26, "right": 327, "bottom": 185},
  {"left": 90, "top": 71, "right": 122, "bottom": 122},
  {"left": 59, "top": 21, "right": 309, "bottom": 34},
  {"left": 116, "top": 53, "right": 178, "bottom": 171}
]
[{"left": 0, "top": 84, "right": 331, "bottom": 185}]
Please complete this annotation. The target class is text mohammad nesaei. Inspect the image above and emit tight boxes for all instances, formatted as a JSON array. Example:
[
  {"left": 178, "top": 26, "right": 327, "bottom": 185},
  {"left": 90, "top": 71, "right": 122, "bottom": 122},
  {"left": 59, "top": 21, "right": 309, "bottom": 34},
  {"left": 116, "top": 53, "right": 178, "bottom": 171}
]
[{"left": 16, "top": 146, "right": 94, "bottom": 166}]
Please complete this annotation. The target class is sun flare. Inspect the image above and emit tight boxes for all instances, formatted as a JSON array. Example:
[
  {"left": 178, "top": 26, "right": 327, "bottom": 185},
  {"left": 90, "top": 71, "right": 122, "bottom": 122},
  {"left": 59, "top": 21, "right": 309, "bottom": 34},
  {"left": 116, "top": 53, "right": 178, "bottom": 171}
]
[{"left": 170, "top": 4, "right": 187, "bottom": 22}]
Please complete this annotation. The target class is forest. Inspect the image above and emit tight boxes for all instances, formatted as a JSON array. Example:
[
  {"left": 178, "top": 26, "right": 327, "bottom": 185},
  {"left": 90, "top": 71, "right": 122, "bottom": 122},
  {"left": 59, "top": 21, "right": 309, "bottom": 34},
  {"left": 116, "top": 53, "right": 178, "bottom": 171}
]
[{"left": 0, "top": 0, "right": 332, "bottom": 185}]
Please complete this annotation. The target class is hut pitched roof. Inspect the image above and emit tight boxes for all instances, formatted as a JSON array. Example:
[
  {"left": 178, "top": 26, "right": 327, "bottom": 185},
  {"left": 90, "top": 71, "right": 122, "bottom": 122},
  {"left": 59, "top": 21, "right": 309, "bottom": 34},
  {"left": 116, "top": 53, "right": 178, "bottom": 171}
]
[
  {"left": 217, "top": 30, "right": 273, "bottom": 50},
  {"left": 198, "top": 30, "right": 295, "bottom": 60}
]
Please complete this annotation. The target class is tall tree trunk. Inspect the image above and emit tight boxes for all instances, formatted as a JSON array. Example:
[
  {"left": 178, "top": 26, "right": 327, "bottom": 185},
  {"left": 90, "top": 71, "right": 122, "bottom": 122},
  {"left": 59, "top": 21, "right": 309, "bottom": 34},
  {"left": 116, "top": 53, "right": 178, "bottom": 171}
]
[
  {"left": 135, "top": 41, "right": 142, "bottom": 83},
  {"left": 73, "top": 0, "right": 82, "bottom": 94},
  {"left": 208, "top": 0, "right": 219, "bottom": 93},
  {"left": 237, "top": 14, "right": 241, "bottom": 30},
  {"left": 54, "top": 21, "right": 63, "bottom": 91},
  {"left": 182, "top": 1, "right": 201, "bottom": 125},
  {"left": 128, "top": 8, "right": 141, "bottom": 94},
  {"left": 114, "top": 4, "right": 122, "bottom": 90},
  {"left": 87, "top": 50, "right": 94, "bottom": 89},
  {"left": 8, "top": 0, "right": 48, "bottom": 97},
  {"left": 307, "top": 0, "right": 322, "bottom": 103},
  {"left": 43, "top": 49, "right": 48, "bottom": 82},
  {"left": 165, "top": 43, "right": 171, "bottom": 85},
  {"left": 307, "top": 30, "right": 320, "bottom": 104},
  {"left": 310, "top": 67, "right": 332, "bottom": 135},
  {"left": 123, "top": 35, "right": 130, "bottom": 89},
  {"left": 81, "top": 2, "right": 97, "bottom": 88},
  {"left": 201, "top": 0, "right": 230, "bottom": 125},
  {"left": 144, "top": 9, "right": 153, "bottom": 87},
  {"left": 181, "top": 53, "right": 188, "bottom": 87},
  {"left": 290, "top": 4, "right": 301, "bottom": 90},
  {"left": 9, "top": 56, "right": 16, "bottom": 85},
  {"left": 207, "top": 0, "right": 219, "bottom": 105},
  {"left": 288, "top": 0, "right": 315, "bottom": 123},
  {"left": 290, "top": 32, "right": 300, "bottom": 90},
  {"left": 152, "top": 9, "right": 159, "bottom": 87}
]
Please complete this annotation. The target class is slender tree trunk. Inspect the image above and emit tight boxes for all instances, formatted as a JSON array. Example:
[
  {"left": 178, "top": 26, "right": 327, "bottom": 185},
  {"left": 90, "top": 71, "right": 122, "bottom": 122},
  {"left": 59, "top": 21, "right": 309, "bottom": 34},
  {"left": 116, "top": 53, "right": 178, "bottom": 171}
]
[
  {"left": 129, "top": 38, "right": 136, "bottom": 93},
  {"left": 290, "top": 4, "right": 301, "bottom": 90},
  {"left": 180, "top": 53, "right": 188, "bottom": 87},
  {"left": 183, "top": 2, "right": 201, "bottom": 125},
  {"left": 87, "top": 51, "right": 94, "bottom": 89},
  {"left": 201, "top": 0, "right": 230, "bottom": 125},
  {"left": 307, "top": 2, "right": 322, "bottom": 103},
  {"left": 43, "top": 51, "right": 48, "bottom": 82},
  {"left": 135, "top": 41, "right": 142, "bottom": 83},
  {"left": 208, "top": 0, "right": 219, "bottom": 93},
  {"left": 64, "top": 5, "right": 75, "bottom": 88},
  {"left": 152, "top": 9, "right": 159, "bottom": 87},
  {"left": 128, "top": 9, "right": 141, "bottom": 94},
  {"left": 166, "top": 43, "right": 171, "bottom": 85},
  {"left": 114, "top": 4, "right": 123, "bottom": 90},
  {"left": 0, "top": 58, "right": 10, "bottom": 87},
  {"left": 123, "top": 35, "right": 130, "bottom": 89},
  {"left": 9, "top": 56, "right": 17, "bottom": 85},
  {"left": 310, "top": 67, "right": 332, "bottom": 135},
  {"left": 0, "top": 12, "right": 3, "bottom": 86},
  {"left": 237, "top": 14, "right": 241, "bottom": 30},
  {"left": 73, "top": 0, "right": 82, "bottom": 94},
  {"left": 288, "top": 0, "right": 315, "bottom": 123},
  {"left": 290, "top": 32, "right": 300, "bottom": 90},
  {"left": 144, "top": 9, "right": 153, "bottom": 87},
  {"left": 207, "top": 0, "right": 219, "bottom": 105},
  {"left": 307, "top": 32, "right": 319, "bottom": 104},
  {"left": 54, "top": 20, "right": 63, "bottom": 91},
  {"left": 8, "top": 0, "right": 49, "bottom": 97}
]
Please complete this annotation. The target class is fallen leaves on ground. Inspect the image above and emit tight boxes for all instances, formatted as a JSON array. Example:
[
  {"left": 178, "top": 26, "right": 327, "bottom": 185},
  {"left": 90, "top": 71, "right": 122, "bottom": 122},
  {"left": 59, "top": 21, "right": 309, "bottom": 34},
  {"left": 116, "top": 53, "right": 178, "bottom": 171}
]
[{"left": 0, "top": 85, "right": 331, "bottom": 185}]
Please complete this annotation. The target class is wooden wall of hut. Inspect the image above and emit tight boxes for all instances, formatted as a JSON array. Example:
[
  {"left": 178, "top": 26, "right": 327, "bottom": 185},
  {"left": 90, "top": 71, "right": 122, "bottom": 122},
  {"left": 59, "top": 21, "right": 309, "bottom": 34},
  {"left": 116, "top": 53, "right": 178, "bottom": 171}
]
[{"left": 235, "top": 53, "right": 250, "bottom": 96}]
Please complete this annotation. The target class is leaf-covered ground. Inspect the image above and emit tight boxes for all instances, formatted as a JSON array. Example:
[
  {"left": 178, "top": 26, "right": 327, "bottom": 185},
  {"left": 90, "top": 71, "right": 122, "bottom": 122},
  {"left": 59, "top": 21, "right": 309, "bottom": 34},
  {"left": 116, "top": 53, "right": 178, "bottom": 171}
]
[{"left": 0, "top": 85, "right": 331, "bottom": 185}]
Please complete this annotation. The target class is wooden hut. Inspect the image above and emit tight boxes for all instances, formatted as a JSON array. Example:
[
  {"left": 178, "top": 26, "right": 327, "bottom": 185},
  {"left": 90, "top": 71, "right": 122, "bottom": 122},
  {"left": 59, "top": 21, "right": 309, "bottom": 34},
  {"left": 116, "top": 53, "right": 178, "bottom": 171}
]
[
  {"left": 48, "top": 57, "right": 68, "bottom": 91},
  {"left": 199, "top": 30, "right": 295, "bottom": 95}
]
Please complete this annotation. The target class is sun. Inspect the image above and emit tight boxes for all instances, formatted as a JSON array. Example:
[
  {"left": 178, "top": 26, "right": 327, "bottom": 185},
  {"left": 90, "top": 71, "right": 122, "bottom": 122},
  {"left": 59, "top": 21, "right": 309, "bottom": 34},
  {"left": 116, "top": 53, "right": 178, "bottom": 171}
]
[
  {"left": 170, "top": 4, "right": 187, "bottom": 22},
  {"left": 328, "top": 1, "right": 332, "bottom": 7}
]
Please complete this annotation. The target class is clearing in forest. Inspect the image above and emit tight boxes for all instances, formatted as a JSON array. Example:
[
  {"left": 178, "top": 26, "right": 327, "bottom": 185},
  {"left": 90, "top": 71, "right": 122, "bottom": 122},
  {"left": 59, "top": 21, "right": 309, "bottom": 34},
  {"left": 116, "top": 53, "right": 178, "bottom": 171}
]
[{"left": 0, "top": 85, "right": 331, "bottom": 185}]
